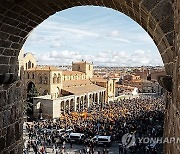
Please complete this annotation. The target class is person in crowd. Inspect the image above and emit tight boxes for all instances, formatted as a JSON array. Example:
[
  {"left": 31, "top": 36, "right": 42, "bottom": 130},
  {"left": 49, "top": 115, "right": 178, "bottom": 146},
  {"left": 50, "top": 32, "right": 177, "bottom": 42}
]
[{"left": 23, "top": 95, "right": 165, "bottom": 153}]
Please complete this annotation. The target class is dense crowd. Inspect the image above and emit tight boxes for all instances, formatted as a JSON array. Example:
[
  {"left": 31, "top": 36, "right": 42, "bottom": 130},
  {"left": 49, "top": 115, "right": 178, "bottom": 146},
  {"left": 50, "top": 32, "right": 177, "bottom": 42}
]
[{"left": 23, "top": 95, "right": 165, "bottom": 154}]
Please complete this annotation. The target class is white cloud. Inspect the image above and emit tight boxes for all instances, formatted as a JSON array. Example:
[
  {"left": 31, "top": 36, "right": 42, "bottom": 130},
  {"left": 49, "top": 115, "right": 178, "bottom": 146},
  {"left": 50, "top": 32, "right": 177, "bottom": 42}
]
[
  {"left": 23, "top": 6, "right": 162, "bottom": 67},
  {"left": 107, "top": 30, "right": 119, "bottom": 37},
  {"left": 34, "top": 49, "right": 163, "bottom": 67}
]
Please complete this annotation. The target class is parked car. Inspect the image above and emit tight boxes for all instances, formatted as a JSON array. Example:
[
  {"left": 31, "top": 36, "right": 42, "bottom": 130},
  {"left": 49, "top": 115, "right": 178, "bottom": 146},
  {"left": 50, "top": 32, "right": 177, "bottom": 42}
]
[
  {"left": 68, "top": 133, "right": 85, "bottom": 143},
  {"left": 92, "top": 135, "right": 112, "bottom": 146},
  {"left": 57, "top": 129, "right": 66, "bottom": 136}
]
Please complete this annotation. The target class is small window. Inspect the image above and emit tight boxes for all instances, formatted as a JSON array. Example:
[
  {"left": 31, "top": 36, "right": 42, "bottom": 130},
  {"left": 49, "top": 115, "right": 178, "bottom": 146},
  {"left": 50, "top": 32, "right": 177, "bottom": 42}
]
[{"left": 28, "top": 61, "right": 31, "bottom": 69}]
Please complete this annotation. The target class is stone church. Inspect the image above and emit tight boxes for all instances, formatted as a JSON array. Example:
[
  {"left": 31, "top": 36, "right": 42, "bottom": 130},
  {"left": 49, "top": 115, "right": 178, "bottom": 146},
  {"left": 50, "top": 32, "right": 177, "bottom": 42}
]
[{"left": 19, "top": 50, "right": 116, "bottom": 119}]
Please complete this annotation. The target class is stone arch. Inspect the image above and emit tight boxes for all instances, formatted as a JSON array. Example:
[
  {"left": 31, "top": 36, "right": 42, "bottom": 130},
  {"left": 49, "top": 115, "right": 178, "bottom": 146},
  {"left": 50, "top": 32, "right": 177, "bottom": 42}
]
[
  {"left": 95, "top": 93, "right": 98, "bottom": 103},
  {"left": 84, "top": 95, "right": 87, "bottom": 109},
  {"left": 76, "top": 97, "right": 80, "bottom": 112},
  {"left": 65, "top": 100, "right": 70, "bottom": 113},
  {"left": 61, "top": 101, "right": 65, "bottom": 112},
  {"left": 27, "top": 81, "right": 36, "bottom": 95},
  {"left": 70, "top": 99, "right": 74, "bottom": 112},
  {"left": 0, "top": 1, "right": 177, "bottom": 153}
]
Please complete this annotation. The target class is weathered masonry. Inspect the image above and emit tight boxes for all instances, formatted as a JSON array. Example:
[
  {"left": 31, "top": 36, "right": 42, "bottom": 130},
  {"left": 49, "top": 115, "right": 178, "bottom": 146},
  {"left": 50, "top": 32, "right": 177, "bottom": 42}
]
[{"left": 0, "top": 0, "right": 179, "bottom": 153}]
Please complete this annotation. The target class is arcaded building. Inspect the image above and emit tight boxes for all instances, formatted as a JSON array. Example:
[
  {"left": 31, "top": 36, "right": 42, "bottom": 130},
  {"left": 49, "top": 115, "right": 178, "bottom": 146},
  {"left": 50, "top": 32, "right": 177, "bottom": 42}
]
[{"left": 20, "top": 53, "right": 115, "bottom": 119}]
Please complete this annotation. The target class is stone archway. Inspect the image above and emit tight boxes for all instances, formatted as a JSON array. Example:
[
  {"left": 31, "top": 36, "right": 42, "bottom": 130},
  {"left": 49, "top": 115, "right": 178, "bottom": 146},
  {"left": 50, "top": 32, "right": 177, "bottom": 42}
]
[{"left": 0, "top": 0, "right": 179, "bottom": 153}]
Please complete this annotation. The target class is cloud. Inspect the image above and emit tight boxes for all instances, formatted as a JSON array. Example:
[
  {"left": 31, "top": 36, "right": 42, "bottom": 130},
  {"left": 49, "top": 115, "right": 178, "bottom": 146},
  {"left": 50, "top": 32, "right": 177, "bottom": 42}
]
[
  {"left": 34, "top": 49, "right": 163, "bottom": 67},
  {"left": 104, "top": 30, "right": 130, "bottom": 43},
  {"left": 23, "top": 6, "right": 162, "bottom": 67},
  {"left": 107, "top": 30, "right": 119, "bottom": 37}
]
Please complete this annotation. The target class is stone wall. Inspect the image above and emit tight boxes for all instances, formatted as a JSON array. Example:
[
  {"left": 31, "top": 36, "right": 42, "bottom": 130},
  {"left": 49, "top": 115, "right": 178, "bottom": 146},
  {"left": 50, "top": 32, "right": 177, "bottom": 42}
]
[
  {"left": 0, "top": 0, "right": 178, "bottom": 153},
  {"left": 0, "top": 81, "right": 23, "bottom": 153},
  {"left": 163, "top": 0, "right": 180, "bottom": 153}
]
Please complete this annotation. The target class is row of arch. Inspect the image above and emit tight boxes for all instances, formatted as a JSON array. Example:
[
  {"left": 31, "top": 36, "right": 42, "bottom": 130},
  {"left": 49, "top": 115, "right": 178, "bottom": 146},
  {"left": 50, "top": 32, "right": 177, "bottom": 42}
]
[
  {"left": 53, "top": 73, "right": 61, "bottom": 84},
  {"left": 27, "top": 72, "right": 49, "bottom": 84},
  {"left": 53, "top": 73, "right": 87, "bottom": 83},
  {"left": 60, "top": 91, "right": 106, "bottom": 114},
  {"left": 25, "top": 61, "right": 34, "bottom": 70}
]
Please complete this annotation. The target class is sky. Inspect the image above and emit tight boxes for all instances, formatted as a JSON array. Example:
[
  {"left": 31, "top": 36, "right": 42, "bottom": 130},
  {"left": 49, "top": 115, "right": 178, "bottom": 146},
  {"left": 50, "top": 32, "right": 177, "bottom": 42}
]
[{"left": 22, "top": 6, "right": 163, "bottom": 67}]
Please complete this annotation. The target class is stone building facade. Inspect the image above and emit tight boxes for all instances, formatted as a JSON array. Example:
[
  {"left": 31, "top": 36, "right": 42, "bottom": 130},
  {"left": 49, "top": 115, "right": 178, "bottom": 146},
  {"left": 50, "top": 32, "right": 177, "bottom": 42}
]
[
  {"left": 23, "top": 56, "right": 113, "bottom": 119},
  {"left": 0, "top": 0, "right": 179, "bottom": 153}
]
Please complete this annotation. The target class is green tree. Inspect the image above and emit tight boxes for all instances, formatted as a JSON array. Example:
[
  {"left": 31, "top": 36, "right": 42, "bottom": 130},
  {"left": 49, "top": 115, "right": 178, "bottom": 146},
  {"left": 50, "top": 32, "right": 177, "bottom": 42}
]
[{"left": 25, "top": 86, "right": 40, "bottom": 117}]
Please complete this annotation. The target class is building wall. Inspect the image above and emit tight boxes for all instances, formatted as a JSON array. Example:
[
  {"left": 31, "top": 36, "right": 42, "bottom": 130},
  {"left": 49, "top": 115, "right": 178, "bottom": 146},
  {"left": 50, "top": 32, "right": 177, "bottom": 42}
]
[
  {"left": 92, "top": 79, "right": 115, "bottom": 102},
  {"left": 50, "top": 71, "right": 63, "bottom": 98},
  {"left": 33, "top": 98, "right": 53, "bottom": 119},
  {"left": 25, "top": 70, "right": 51, "bottom": 96}
]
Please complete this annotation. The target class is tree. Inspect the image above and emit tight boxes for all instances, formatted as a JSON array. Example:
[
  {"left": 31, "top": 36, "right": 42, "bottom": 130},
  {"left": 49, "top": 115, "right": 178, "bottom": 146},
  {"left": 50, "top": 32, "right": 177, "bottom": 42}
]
[{"left": 25, "top": 85, "right": 40, "bottom": 119}]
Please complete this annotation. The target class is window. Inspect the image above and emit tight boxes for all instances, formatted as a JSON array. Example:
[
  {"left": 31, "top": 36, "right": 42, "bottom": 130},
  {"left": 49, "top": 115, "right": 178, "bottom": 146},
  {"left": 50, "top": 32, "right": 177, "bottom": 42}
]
[
  {"left": 28, "top": 60, "right": 31, "bottom": 69},
  {"left": 89, "top": 65, "right": 91, "bottom": 70}
]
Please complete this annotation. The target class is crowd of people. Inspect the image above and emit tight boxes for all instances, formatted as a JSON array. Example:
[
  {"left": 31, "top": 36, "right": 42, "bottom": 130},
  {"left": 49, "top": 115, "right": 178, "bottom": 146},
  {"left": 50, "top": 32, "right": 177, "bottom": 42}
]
[{"left": 23, "top": 95, "right": 165, "bottom": 154}]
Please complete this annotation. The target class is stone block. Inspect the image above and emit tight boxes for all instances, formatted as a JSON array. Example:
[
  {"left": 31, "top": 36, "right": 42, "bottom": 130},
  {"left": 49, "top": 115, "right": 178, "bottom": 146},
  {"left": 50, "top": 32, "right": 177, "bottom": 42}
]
[
  {"left": 0, "top": 90, "right": 7, "bottom": 111},
  {"left": 0, "top": 40, "right": 12, "bottom": 48},
  {"left": 141, "top": 0, "right": 162, "bottom": 11},
  {"left": 151, "top": 1, "right": 173, "bottom": 22},
  {"left": 3, "top": 110, "right": 11, "bottom": 127},
  {"left": 0, "top": 137, "right": 5, "bottom": 151},
  {"left": 6, "top": 125, "right": 15, "bottom": 147}
]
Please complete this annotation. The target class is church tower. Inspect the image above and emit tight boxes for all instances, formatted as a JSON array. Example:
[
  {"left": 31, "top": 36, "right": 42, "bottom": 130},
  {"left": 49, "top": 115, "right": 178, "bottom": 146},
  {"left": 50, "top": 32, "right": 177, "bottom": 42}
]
[{"left": 72, "top": 60, "right": 93, "bottom": 79}]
